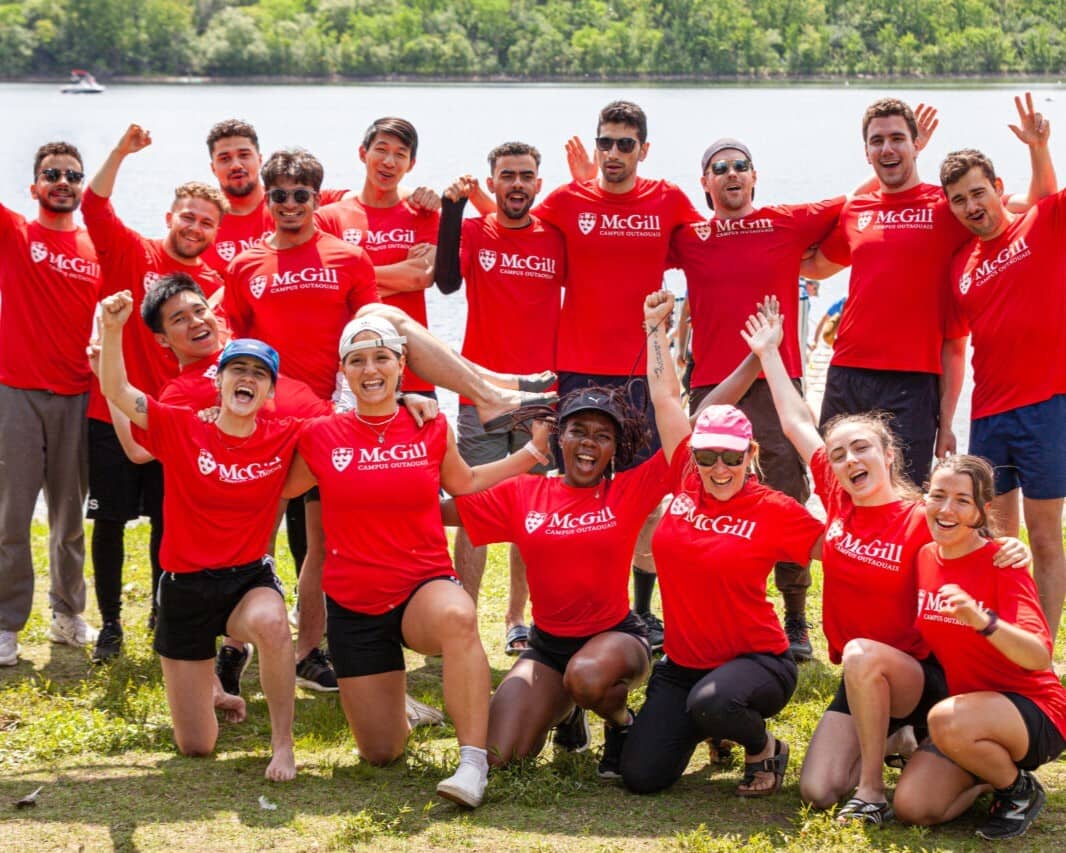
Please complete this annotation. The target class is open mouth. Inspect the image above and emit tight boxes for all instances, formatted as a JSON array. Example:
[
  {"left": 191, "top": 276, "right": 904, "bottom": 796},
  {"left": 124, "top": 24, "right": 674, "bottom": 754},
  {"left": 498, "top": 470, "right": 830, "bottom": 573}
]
[
  {"left": 361, "top": 378, "right": 386, "bottom": 393},
  {"left": 191, "top": 328, "right": 211, "bottom": 342},
  {"left": 849, "top": 470, "right": 868, "bottom": 487},
  {"left": 573, "top": 452, "right": 597, "bottom": 473},
  {"left": 710, "top": 475, "right": 733, "bottom": 486},
  {"left": 233, "top": 386, "right": 256, "bottom": 402},
  {"left": 933, "top": 517, "right": 959, "bottom": 530}
]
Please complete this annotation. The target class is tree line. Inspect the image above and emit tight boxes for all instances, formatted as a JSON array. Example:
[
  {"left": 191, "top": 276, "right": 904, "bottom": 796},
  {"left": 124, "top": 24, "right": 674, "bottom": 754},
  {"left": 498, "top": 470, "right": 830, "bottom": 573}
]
[{"left": 3, "top": 0, "right": 1066, "bottom": 79}]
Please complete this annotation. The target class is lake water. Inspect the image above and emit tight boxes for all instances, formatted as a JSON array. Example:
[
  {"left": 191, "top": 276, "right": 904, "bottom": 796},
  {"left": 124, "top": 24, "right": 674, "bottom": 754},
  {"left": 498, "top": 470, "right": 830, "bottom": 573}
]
[{"left": 5, "top": 81, "right": 1060, "bottom": 450}]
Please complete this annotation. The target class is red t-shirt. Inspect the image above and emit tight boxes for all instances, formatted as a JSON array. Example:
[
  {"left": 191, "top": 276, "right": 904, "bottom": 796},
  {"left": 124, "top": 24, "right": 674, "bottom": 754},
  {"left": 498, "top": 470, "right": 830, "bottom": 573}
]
[
  {"left": 455, "top": 213, "right": 564, "bottom": 404},
  {"left": 316, "top": 197, "right": 439, "bottom": 392},
  {"left": 535, "top": 177, "right": 702, "bottom": 374},
  {"left": 947, "top": 190, "right": 1066, "bottom": 419},
  {"left": 652, "top": 436, "right": 824, "bottom": 669},
  {"left": 82, "top": 189, "right": 224, "bottom": 422},
  {"left": 916, "top": 541, "right": 1066, "bottom": 739},
  {"left": 0, "top": 203, "right": 100, "bottom": 394},
  {"left": 811, "top": 446, "right": 931, "bottom": 664},
  {"left": 298, "top": 410, "right": 454, "bottom": 614},
  {"left": 820, "top": 184, "right": 971, "bottom": 375},
  {"left": 456, "top": 453, "right": 670, "bottom": 636},
  {"left": 131, "top": 398, "right": 302, "bottom": 573},
  {"left": 668, "top": 199, "right": 843, "bottom": 386},
  {"left": 223, "top": 230, "right": 377, "bottom": 400},
  {"left": 159, "top": 351, "right": 333, "bottom": 419}
]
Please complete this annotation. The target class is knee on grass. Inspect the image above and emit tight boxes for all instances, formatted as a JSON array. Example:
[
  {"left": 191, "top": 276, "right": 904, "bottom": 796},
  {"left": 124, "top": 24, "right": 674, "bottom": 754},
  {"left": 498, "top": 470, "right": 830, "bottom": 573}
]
[{"left": 799, "top": 774, "right": 850, "bottom": 810}]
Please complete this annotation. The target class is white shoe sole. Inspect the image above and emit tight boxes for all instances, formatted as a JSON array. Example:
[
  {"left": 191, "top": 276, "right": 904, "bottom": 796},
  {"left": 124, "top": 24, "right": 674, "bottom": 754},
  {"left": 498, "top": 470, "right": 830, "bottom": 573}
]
[
  {"left": 436, "top": 780, "right": 483, "bottom": 809},
  {"left": 295, "top": 676, "right": 338, "bottom": 693},
  {"left": 48, "top": 628, "right": 94, "bottom": 647}
]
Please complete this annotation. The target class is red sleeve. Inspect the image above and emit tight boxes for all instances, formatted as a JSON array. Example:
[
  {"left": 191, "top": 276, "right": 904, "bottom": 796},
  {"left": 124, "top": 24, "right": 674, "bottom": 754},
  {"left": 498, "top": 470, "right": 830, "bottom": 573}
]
[
  {"left": 415, "top": 207, "right": 440, "bottom": 245},
  {"left": 809, "top": 446, "right": 840, "bottom": 510},
  {"left": 318, "top": 188, "right": 349, "bottom": 206},
  {"left": 81, "top": 189, "right": 144, "bottom": 295},
  {"left": 793, "top": 197, "right": 845, "bottom": 243},
  {"left": 129, "top": 397, "right": 181, "bottom": 460},
  {"left": 455, "top": 477, "right": 520, "bottom": 547},
  {"left": 995, "top": 562, "right": 1055, "bottom": 656},
  {"left": 943, "top": 262, "right": 970, "bottom": 340},
  {"left": 313, "top": 206, "right": 338, "bottom": 235},
  {"left": 669, "top": 185, "right": 702, "bottom": 228},
  {"left": 0, "top": 200, "right": 22, "bottom": 236},
  {"left": 770, "top": 494, "right": 825, "bottom": 566},
  {"left": 222, "top": 262, "right": 253, "bottom": 337},
  {"left": 818, "top": 211, "right": 852, "bottom": 267},
  {"left": 346, "top": 248, "right": 379, "bottom": 312},
  {"left": 532, "top": 184, "right": 567, "bottom": 228}
]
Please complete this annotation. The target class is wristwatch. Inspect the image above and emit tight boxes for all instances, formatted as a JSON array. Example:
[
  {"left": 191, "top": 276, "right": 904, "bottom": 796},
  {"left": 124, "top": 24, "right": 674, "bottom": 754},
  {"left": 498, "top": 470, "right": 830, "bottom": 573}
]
[{"left": 976, "top": 610, "right": 999, "bottom": 636}]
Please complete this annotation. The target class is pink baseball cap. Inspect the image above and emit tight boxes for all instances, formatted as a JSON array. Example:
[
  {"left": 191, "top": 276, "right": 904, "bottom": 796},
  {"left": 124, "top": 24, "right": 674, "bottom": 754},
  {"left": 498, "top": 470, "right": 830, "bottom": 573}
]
[{"left": 691, "top": 405, "right": 753, "bottom": 451}]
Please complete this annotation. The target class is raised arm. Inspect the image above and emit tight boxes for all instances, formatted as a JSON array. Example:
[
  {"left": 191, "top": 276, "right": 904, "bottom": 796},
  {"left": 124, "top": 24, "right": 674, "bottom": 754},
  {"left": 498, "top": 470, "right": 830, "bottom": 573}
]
[
  {"left": 741, "top": 309, "right": 823, "bottom": 464},
  {"left": 98, "top": 291, "right": 149, "bottom": 430},
  {"left": 440, "top": 419, "right": 552, "bottom": 496},
  {"left": 434, "top": 176, "right": 473, "bottom": 295},
  {"left": 643, "top": 290, "right": 689, "bottom": 464},
  {"left": 1005, "top": 91, "right": 1056, "bottom": 211},
  {"left": 89, "top": 124, "right": 152, "bottom": 199}
]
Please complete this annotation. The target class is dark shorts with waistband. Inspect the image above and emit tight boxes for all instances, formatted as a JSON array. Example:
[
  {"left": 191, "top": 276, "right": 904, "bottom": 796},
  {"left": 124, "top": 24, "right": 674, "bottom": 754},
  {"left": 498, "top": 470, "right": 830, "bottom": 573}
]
[{"left": 521, "top": 611, "right": 651, "bottom": 674}]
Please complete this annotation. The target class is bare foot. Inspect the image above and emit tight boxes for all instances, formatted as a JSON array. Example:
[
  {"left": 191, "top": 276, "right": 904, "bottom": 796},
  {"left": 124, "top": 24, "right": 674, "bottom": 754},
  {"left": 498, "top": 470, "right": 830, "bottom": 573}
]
[
  {"left": 265, "top": 744, "right": 297, "bottom": 781},
  {"left": 213, "top": 680, "right": 247, "bottom": 723}
]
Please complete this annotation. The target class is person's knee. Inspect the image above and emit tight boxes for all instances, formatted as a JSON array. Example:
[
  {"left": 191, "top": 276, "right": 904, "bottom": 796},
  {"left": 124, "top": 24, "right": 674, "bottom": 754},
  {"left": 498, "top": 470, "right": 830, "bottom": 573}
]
[
  {"left": 893, "top": 780, "right": 940, "bottom": 826},
  {"left": 174, "top": 730, "right": 216, "bottom": 757},
  {"left": 799, "top": 769, "right": 846, "bottom": 810},
  {"left": 620, "top": 752, "right": 673, "bottom": 795},
  {"left": 359, "top": 743, "right": 404, "bottom": 766},
  {"left": 562, "top": 658, "right": 608, "bottom": 706},
  {"left": 249, "top": 604, "right": 292, "bottom": 651},
  {"left": 927, "top": 702, "right": 967, "bottom": 755},
  {"left": 438, "top": 598, "right": 478, "bottom": 641},
  {"left": 840, "top": 638, "right": 887, "bottom": 682}
]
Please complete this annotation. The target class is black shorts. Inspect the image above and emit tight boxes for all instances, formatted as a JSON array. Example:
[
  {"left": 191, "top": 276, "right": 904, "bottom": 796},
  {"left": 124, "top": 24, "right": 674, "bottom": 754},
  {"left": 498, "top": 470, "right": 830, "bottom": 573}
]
[
  {"left": 556, "top": 372, "right": 660, "bottom": 471},
  {"left": 326, "top": 575, "right": 460, "bottom": 678},
  {"left": 520, "top": 611, "right": 651, "bottom": 674},
  {"left": 87, "top": 417, "right": 164, "bottom": 522},
  {"left": 153, "top": 557, "right": 284, "bottom": 661},
  {"left": 827, "top": 653, "right": 948, "bottom": 740}
]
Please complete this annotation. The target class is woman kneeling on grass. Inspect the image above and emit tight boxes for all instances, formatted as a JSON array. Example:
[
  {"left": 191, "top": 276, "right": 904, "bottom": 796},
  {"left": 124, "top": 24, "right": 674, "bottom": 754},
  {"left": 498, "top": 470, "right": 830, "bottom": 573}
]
[
  {"left": 892, "top": 455, "right": 1066, "bottom": 841},
  {"left": 745, "top": 310, "right": 1030, "bottom": 824},
  {"left": 99, "top": 291, "right": 300, "bottom": 781},
  {"left": 619, "top": 292, "right": 822, "bottom": 798},
  {"left": 284, "top": 316, "right": 551, "bottom": 808}
]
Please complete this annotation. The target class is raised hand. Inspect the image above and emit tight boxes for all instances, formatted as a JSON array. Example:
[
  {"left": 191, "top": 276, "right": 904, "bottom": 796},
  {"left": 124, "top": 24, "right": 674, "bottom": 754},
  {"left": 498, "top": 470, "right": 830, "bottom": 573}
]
[
  {"left": 407, "top": 185, "right": 441, "bottom": 212},
  {"left": 1008, "top": 91, "right": 1050, "bottom": 148},
  {"left": 643, "top": 289, "right": 675, "bottom": 331},
  {"left": 116, "top": 124, "right": 152, "bottom": 157},
  {"left": 741, "top": 304, "right": 784, "bottom": 357},
  {"left": 99, "top": 291, "right": 135, "bottom": 330},
  {"left": 565, "top": 136, "right": 596, "bottom": 182},
  {"left": 914, "top": 103, "right": 939, "bottom": 153},
  {"left": 442, "top": 175, "right": 478, "bottom": 203}
]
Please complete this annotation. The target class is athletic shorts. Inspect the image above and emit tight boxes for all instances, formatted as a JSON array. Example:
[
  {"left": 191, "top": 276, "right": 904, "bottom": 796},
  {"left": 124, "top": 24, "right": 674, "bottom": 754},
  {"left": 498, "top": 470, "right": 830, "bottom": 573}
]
[
  {"left": 969, "top": 394, "right": 1066, "bottom": 500},
  {"left": 556, "top": 372, "right": 661, "bottom": 472},
  {"left": 153, "top": 556, "right": 284, "bottom": 661},
  {"left": 819, "top": 365, "right": 939, "bottom": 487},
  {"left": 86, "top": 417, "right": 163, "bottom": 522},
  {"left": 457, "top": 403, "right": 550, "bottom": 471},
  {"left": 326, "top": 575, "right": 460, "bottom": 678},
  {"left": 827, "top": 653, "right": 948, "bottom": 740},
  {"left": 521, "top": 611, "right": 651, "bottom": 674}
]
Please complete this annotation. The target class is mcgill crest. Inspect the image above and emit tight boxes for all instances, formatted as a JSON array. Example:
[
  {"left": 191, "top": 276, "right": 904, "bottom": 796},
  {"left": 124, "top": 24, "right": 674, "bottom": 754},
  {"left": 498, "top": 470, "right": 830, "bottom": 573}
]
[
  {"left": 342, "top": 228, "right": 363, "bottom": 245},
  {"left": 478, "top": 249, "right": 497, "bottom": 272},
  {"left": 332, "top": 447, "right": 353, "bottom": 472},
  {"left": 524, "top": 511, "right": 547, "bottom": 534},
  {"left": 197, "top": 449, "right": 217, "bottom": 476},
  {"left": 669, "top": 493, "right": 697, "bottom": 516},
  {"left": 216, "top": 241, "right": 236, "bottom": 262},
  {"left": 30, "top": 242, "right": 48, "bottom": 263},
  {"left": 958, "top": 271, "right": 972, "bottom": 295},
  {"left": 577, "top": 212, "right": 597, "bottom": 236},
  {"left": 249, "top": 275, "right": 268, "bottom": 299},
  {"left": 856, "top": 211, "right": 873, "bottom": 232},
  {"left": 143, "top": 271, "right": 161, "bottom": 291},
  {"left": 693, "top": 223, "right": 712, "bottom": 242}
]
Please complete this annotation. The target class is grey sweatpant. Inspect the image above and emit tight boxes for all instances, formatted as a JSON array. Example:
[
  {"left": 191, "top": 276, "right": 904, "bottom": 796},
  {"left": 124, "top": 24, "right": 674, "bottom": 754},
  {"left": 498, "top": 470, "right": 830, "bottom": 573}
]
[{"left": 0, "top": 383, "right": 88, "bottom": 631}]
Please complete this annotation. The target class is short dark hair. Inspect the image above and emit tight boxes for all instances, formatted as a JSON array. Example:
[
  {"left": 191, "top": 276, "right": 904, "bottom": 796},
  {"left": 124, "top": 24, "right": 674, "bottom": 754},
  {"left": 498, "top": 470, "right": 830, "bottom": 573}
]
[
  {"left": 597, "top": 101, "right": 647, "bottom": 144},
  {"left": 940, "top": 149, "right": 997, "bottom": 192},
  {"left": 487, "top": 141, "right": 542, "bottom": 172},
  {"left": 862, "top": 97, "right": 918, "bottom": 142},
  {"left": 362, "top": 117, "right": 418, "bottom": 159},
  {"left": 141, "top": 273, "right": 208, "bottom": 333},
  {"left": 261, "top": 148, "right": 324, "bottom": 192},
  {"left": 34, "top": 142, "right": 83, "bottom": 179},
  {"left": 206, "top": 119, "right": 260, "bottom": 156}
]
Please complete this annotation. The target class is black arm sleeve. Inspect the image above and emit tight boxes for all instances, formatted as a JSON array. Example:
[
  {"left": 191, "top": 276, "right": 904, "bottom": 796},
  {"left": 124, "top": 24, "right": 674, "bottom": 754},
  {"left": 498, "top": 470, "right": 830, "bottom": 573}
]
[{"left": 434, "top": 196, "right": 467, "bottom": 294}]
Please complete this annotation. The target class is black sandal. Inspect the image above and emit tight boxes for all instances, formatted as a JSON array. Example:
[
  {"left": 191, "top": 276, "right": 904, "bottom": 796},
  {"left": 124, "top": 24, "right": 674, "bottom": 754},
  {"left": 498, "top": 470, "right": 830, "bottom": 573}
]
[{"left": 736, "top": 738, "right": 789, "bottom": 797}]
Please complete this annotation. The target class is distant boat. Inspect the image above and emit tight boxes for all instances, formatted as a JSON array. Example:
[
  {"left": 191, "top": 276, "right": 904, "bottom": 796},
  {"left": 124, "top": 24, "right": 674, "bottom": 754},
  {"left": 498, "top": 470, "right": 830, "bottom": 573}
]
[{"left": 61, "top": 70, "right": 105, "bottom": 94}]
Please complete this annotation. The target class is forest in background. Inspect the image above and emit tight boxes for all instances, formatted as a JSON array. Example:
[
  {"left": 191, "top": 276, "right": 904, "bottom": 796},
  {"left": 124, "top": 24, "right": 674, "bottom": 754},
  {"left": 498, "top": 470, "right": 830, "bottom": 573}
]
[{"left": 3, "top": 0, "right": 1066, "bottom": 79}]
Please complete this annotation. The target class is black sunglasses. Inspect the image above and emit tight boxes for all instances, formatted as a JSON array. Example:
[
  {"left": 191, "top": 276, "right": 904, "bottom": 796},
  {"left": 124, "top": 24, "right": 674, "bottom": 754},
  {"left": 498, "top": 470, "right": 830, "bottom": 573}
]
[
  {"left": 268, "top": 187, "right": 314, "bottom": 204},
  {"left": 594, "top": 136, "right": 639, "bottom": 154},
  {"left": 692, "top": 448, "right": 746, "bottom": 467},
  {"left": 709, "top": 159, "right": 752, "bottom": 176},
  {"left": 39, "top": 168, "right": 85, "bottom": 184}
]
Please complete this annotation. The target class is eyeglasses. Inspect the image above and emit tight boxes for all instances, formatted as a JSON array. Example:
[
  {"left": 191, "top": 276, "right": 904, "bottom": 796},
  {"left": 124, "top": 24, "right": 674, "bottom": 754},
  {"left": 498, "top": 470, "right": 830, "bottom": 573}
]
[
  {"left": 268, "top": 187, "right": 314, "bottom": 204},
  {"left": 708, "top": 159, "right": 752, "bottom": 176},
  {"left": 39, "top": 168, "right": 85, "bottom": 184},
  {"left": 594, "top": 136, "right": 639, "bottom": 154},
  {"left": 692, "top": 448, "right": 747, "bottom": 467}
]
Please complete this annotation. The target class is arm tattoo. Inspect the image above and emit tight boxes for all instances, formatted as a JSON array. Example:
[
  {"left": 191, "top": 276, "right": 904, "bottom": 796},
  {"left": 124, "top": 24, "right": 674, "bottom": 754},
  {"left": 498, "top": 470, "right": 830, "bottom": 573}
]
[
  {"left": 134, "top": 395, "right": 147, "bottom": 414},
  {"left": 652, "top": 336, "right": 665, "bottom": 380}
]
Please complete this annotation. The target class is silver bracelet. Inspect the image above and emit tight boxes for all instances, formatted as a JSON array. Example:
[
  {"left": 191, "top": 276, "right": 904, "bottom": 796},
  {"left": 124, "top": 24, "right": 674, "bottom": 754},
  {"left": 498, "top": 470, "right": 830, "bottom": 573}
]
[{"left": 521, "top": 441, "right": 549, "bottom": 466}]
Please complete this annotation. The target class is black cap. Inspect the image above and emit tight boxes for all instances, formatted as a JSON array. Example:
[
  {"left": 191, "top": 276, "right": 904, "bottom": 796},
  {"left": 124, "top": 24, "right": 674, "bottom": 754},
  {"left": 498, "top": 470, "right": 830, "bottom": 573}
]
[{"left": 558, "top": 389, "right": 625, "bottom": 432}]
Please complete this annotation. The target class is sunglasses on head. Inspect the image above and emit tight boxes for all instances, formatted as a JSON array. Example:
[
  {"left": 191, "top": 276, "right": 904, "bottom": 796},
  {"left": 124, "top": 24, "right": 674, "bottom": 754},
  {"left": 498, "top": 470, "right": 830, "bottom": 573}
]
[
  {"left": 594, "top": 136, "right": 639, "bottom": 154},
  {"left": 692, "top": 448, "right": 747, "bottom": 467},
  {"left": 268, "top": 187, "right": 314, "bottom": 204},
  {"left": 39, "top": 168, "right": 84, "bottom": 184},
  {"left": 709, "top": 158, "right": 752, "bottom": 176}
]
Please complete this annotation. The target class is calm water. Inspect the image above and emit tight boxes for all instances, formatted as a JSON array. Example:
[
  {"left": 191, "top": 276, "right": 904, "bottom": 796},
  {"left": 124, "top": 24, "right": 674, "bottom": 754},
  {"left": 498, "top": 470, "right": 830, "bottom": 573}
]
[{"left": 5, "top": 81, "right": 1061, "bottom": 445}]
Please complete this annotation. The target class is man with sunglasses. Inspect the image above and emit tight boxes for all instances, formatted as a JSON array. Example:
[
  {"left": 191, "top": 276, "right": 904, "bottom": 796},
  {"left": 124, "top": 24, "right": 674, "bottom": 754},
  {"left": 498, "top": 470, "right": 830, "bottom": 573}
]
[
  {"left": 0, "top": 142, "right": 101, "bottom": 667},
  {"left": 667, "top": 138, "right": 849, "bottom": 661},
  {"left": 535, "top": 101, "right": 703, "bottom": 650},
  {"left": 82, "top": 123, "right": 229, "bottom": 662}
]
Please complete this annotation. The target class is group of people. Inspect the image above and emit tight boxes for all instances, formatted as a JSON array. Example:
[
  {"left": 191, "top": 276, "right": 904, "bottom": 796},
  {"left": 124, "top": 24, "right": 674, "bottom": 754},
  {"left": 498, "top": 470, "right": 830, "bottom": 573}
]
[{"left": 0, "top": 90, "right": 1063, "bottom": 837}]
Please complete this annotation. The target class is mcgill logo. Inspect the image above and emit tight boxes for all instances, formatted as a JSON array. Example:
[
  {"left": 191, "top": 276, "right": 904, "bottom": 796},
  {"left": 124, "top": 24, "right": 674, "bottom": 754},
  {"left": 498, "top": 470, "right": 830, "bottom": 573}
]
[
  {"left": 858, "top": 208, "right": 934, "bottom": 230},
  {"left": 962, "top": 237, "right": 1030, "bottom": 292},
  {"left": 668, "top": 494, "right": 756, "bottom": 538},
  {"left": 365, "top": 228, "right": 416, "bottom": 245},
  {"left": 525, "top": 507, "right": 617, "bottom": 533},
  {"left": 479, "top": 249, "right": 497, "bottom": 271},
  {"left": 714, "top": 217, "right": 774, "bottom": 234},
  {"left": 197, "top": 451, "right": 284, "bottom": 483},
  {"left": 249, "top": 275, "right": 268, "bottom": 299},
  {"left": 272, "top": 267, "right": 339, "bottom": 286},
  {"left": 358, "top": 441, "right": 428, "bottom": 464},
  {"left": 577, "top": 212, "right": 597, "bottom": 235},
  {"left": 342, "top": 228, "right": 363, "bottom": 245},
  {"left": 215, "top": 241, "right": 237, "bottom": 262},
  {"left": 601, "top": 213, "right": 661, "bottom": 231},
  {"left": 29, "top": 242, "right": 100, "bottom": 278}
]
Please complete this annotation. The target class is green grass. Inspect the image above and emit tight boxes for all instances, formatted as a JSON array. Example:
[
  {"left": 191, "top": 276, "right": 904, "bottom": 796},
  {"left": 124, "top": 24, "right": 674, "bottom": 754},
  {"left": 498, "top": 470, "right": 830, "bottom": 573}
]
[{"left": 2, "top": 521, "right": 1064, "bottom": 851}]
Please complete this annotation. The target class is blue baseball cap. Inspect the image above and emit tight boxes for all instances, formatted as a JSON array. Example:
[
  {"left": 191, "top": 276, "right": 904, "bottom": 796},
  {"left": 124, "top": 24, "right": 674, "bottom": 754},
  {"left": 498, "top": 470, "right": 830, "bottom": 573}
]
[{"left": 218, "top": 338, "right": 279, "bottom": 381}]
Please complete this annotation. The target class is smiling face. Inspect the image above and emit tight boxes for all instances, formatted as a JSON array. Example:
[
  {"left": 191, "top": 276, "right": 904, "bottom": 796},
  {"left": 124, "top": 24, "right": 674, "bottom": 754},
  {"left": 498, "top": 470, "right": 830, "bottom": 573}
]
[
  {"left": 865, "top": 115, "right": 919, "bottom": 192},
  {"left": 595, "top": 120, "right": 648, "bottom": 190},
  {"left": 217, "top": 355, "right": 273, "bottom": 417},
  {"left": 693, "top": 447, "right": 752, "bottom": 501},
  {"left": 165, "top": 197, "right": 221, "bottom": 260},
  {"left": 210, "top": 135, "right": 262, "bottom": 199},
  {"left": 342, "top": 332, "right": 405, "bottom": 413},
  {"left": 924, "top": 468, "right": 988, "bottom": 557},
  {"left": 559, "top": 411, "right": 618, "bottom": 488},
  {"left": 488, "top": 153, "right": 541, "bottom": 223},
  {"left": 31, "top": 153, "right": 84, "bottom": 215},
  {"left": 700, "top": 147, "right": 756, "bottom": 217},
  {"left": 824, "top": 421, "right": 898, "bottom": 506},
  {"left": 266, "top": 177, "right": 318, "bottom": 235},
  {"left": 946, "top": 165, "right": 1008, "bottom": 241},
  {"left": 359, "top": 131, "right": 414, "bottom": 200},
  {"left": 155, "top": 289, "right": 220, "bottom": 365}
]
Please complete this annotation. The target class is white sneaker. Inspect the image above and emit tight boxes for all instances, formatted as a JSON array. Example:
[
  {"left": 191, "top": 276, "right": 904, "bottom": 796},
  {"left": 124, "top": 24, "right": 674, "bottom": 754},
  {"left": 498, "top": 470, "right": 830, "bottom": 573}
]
[
  {"left": 406, "top": 694, "right": 445, "bottom": 728},
  {"left": 436, "top": 762, "right": 487, "bottom": 808},
  {"left": 48, "top": 612, "right": 98, "bottom": 647},
  {"left": 0, "top": 630, "right": 18, "bottom": 666}
]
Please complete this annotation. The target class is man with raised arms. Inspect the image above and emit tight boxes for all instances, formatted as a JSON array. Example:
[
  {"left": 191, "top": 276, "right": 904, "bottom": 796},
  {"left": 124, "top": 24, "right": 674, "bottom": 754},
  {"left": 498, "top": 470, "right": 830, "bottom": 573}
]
[
  {"left": 938, "top": 109, "right": 1065, "bottom": 637},
  {"left": 535, "top": 100, "right": 703, "bottom": 648},
  {"left": 802, "top": 94, "right": 1053, "bottom": 485},
  {"left": 0, "top": 142, "right": 100, "bottom": 667},
  {"left": 316, "top": 117, "right": 439, "bottom": 396},
  {"left": 82, "top": 123, "right": 227, "bottom": 662},
  {"left": 435, "top": 141, "right": 565, "bottom": 658}
]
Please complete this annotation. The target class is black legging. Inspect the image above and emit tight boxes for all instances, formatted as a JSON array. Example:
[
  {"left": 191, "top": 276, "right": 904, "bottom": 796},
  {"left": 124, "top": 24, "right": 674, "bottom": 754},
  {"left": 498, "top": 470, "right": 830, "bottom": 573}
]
[
  {"left": 92, "top": 514, "right": 162, "bottom": 624},
  {"left": 621, "top": 653, "right": 797, "bottom": 794},
  {"left": 285, "top": 493, "right": 307, "bottom": 578}
]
